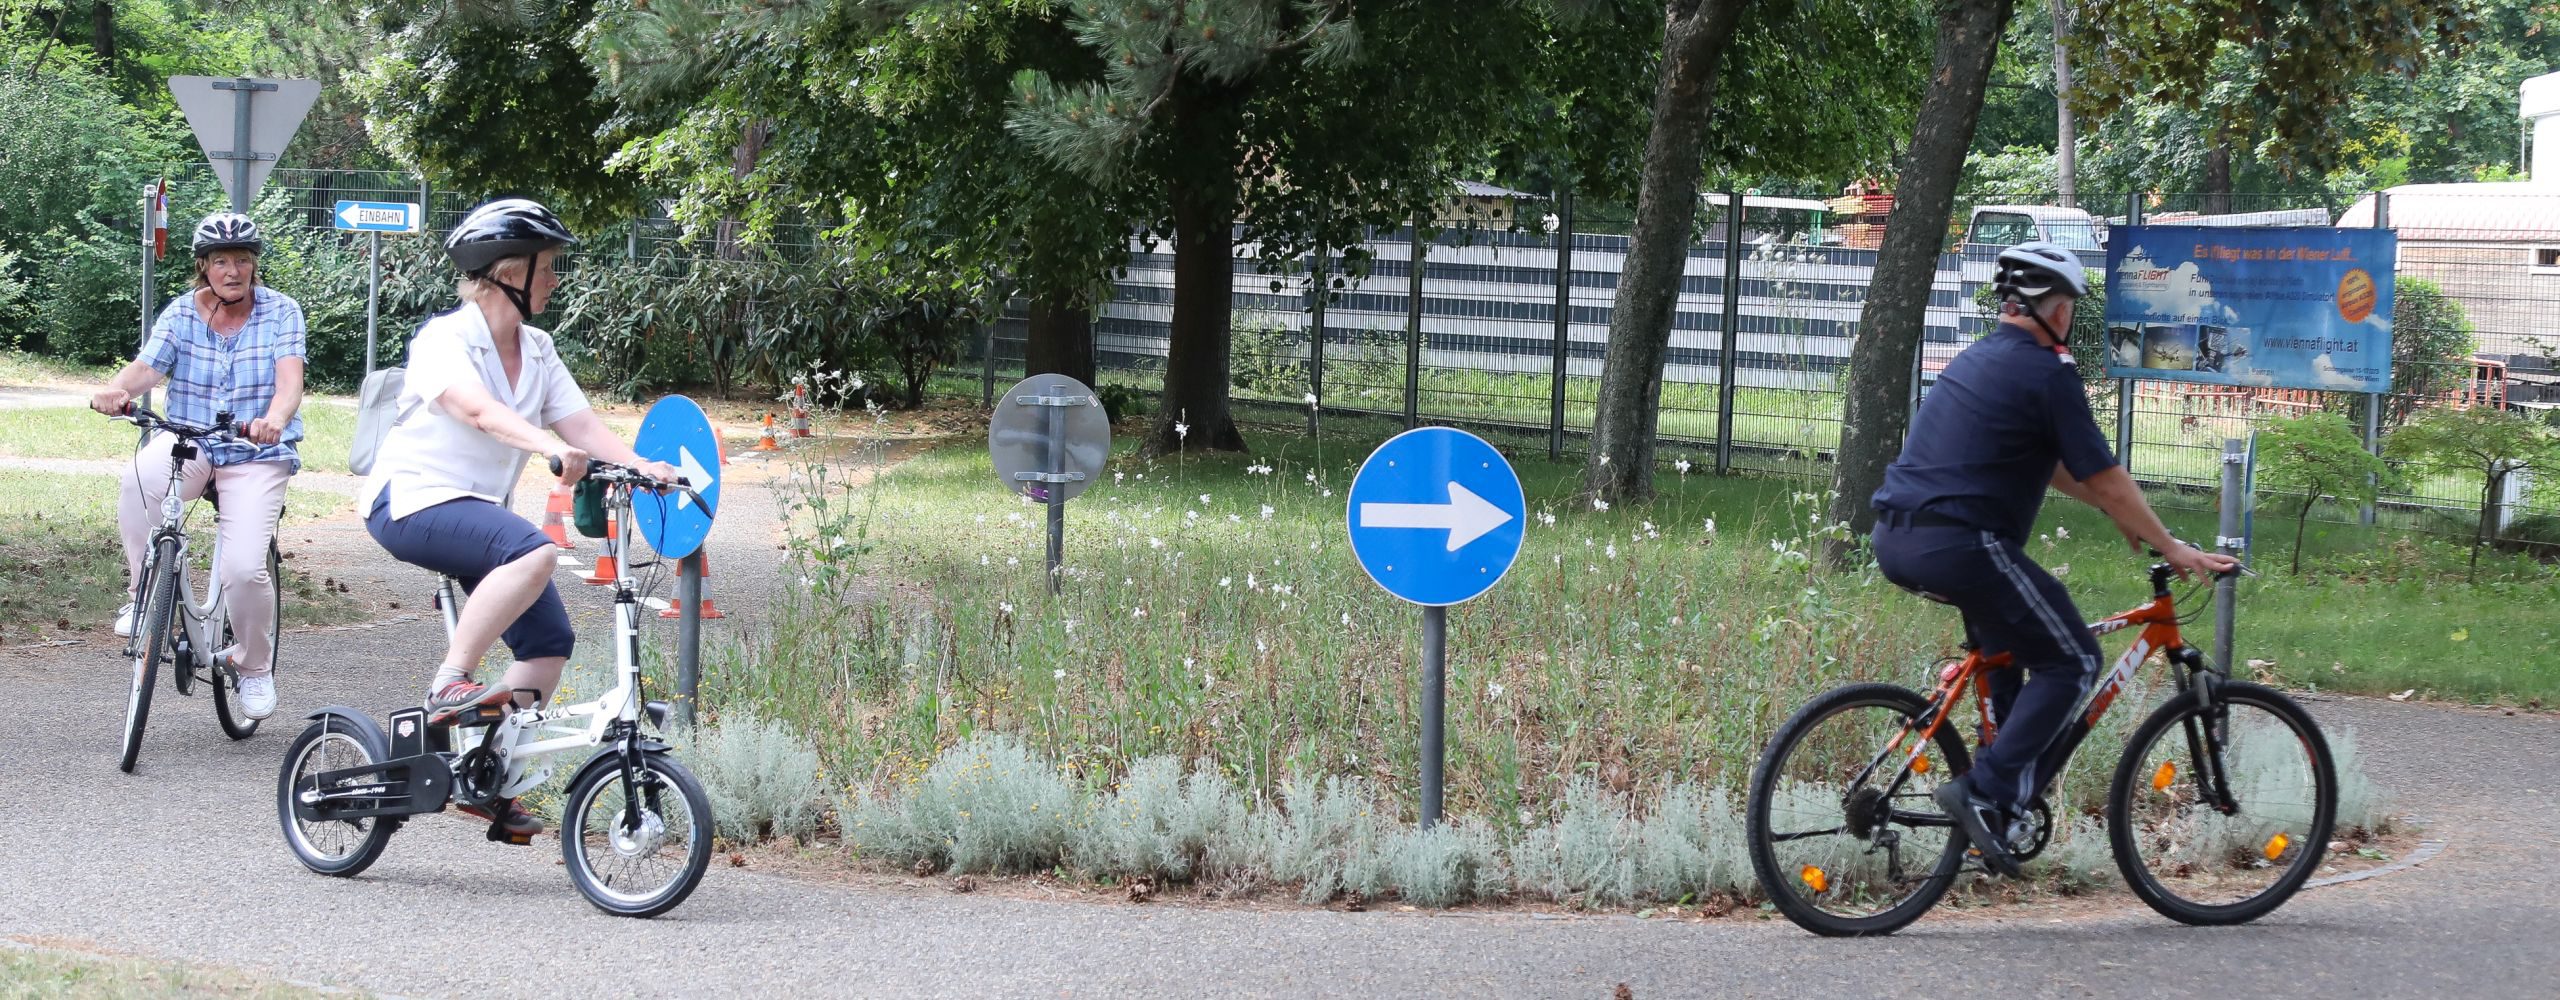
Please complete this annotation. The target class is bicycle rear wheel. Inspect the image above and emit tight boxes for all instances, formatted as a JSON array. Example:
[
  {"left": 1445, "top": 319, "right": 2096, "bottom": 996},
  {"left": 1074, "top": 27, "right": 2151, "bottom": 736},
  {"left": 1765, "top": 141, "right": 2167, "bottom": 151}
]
[
  {"left": 2107, "top": 681, "right": 2336, "bottom": 925},
  {"left": 1747, "top": 682, "right": 1973, "bottom": 936},
  {"left": 212, "top": 540, "right": 282, "bottom": 740},
  {"left": 120, "top": 541, "right": 179, "bottom": 774}
]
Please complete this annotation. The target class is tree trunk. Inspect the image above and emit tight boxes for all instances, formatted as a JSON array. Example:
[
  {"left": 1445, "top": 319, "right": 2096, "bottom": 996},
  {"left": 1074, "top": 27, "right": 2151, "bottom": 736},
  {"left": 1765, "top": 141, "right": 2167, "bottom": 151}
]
[
  {"left": 2050, "top": 0, "right": 2075, "bottom": 208},
  {"left": 2203, "top": 130, "right": 2233, "bottom": 215},
  {"left": 2293, "top": 493, "right": 2316, "bottom": 575},
  {"left": 89, "top": 0, "right": 113, "bottom": 63},
  {"left": 1584, "top": 0, "right": 1753, "bottom": 502},
  {"left": 1824, "top": 0, "right": 2016, "bottom": 565},
  {"left": 1023, "top": 285, "right": 1096, "bottom": 386},
  {"left": 1152, "top": 83, "right": 1250, "bottom": 455},
  {"left": 717, "top": 120, "right": 770, "bottom": 261}
]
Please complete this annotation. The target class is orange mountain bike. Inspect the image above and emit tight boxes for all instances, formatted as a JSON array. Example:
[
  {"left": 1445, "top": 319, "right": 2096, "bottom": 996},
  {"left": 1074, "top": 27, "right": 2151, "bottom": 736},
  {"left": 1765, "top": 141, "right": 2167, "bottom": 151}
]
[{"left": 1744, "top": 549, "right": 2336, "bottom": 936}]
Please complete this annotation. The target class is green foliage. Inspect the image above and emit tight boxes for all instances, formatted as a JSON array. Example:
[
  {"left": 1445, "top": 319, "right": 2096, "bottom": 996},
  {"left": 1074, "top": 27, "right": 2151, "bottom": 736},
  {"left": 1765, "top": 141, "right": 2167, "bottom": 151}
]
[
  {"left": 359, "top": 0, "right": 646, "bottom": 230},
  {"left": 2067, "top": 0, "right": 2475, "bottom": 177},
  {"left": 1970, "top": 270, "right": 2112, "bottom": 386},
  {"left": 2256, "top": 412, "right": 2391, "bottom": 574},
  {"left": 2335, "top": 278, "right": 2477, "bottom": 430},
  {"left": 2387, "top": 404, "right": 2559, "bottom": 579}
]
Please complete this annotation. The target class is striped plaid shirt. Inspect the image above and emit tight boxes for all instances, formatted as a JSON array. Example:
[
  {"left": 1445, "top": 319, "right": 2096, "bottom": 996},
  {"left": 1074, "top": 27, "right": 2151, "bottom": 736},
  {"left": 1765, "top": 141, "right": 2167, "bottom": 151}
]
[{"left": 141, "top": 285, "right": 307, "bottom": 470}]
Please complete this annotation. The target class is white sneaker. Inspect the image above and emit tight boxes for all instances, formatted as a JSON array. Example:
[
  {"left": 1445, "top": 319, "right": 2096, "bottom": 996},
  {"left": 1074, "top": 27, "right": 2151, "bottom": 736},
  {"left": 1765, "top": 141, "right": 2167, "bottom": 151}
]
[
  {"left": 114, "top": 602, "right": 136, "bottom": 637},
  {"left": 238, "top": 675, "right": 277, "bottom": 720}
]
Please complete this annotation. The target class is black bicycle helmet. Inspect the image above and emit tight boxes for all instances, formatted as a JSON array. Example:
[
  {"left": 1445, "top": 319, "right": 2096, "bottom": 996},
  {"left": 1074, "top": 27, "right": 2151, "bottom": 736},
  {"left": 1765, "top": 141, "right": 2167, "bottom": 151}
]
[
  {"left": 192, "top": 212, "right": 264, "bottom": 257},
  {"left": 445, "top": 198, "right": 578, "bottom": 276},
  {"left": 446, "top": 198, "right": 577, "bottom": 319}
]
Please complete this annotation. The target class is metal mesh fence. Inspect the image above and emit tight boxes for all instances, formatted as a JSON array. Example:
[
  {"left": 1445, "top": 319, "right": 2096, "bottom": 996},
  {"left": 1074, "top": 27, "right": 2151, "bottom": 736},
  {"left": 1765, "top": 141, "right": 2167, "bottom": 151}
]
[{"left": 170, "top": 167, "right": 2557, "bottom": 544}]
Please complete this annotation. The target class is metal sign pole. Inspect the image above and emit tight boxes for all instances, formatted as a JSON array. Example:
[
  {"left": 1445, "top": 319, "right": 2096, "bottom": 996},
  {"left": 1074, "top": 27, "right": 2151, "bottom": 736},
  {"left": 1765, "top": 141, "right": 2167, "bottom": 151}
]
[
  {"left": 2215, "top": 437, "right": 2245, "bottom": 676},
  {"left": 2361, "top": 191, "right": 2391, "bottom": 528},
  {"left": 1549, "top": 189, "right": 1573, "bottom": 462},
  {"left": 1045, "top": 379, "right": 1067, "bottom": 594},
  {"left": 2117, "top": 192, "right": 2142, "bottom": 468},
  {"left": 1405, "top": 215, "right": 1425, "bottom": 430},
  {"left": 364, "top": 231, "right": 381, "bottom": 380},
  {"left": 1420, "top": 604, "right": 1447, "bottom": 828},
  {"left": 676, "top": 552, "right": 704, "bottom": 726},
  {"left": 138, "top": 186, "right": 155, "bottom": 355},
  {"left": 1310, "top": 238, "right": 1328, "bottom": 439},
  {"left": 1717, "top": 190, "right": 1743, "bottom": 474},
  {"left": 981, "top": 321, "right": 997, "bottom": 409}
]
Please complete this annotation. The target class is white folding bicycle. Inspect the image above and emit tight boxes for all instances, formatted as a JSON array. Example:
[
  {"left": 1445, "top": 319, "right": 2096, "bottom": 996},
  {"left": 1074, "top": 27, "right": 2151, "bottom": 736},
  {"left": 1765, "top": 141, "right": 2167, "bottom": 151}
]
[
  {"left": 277, "top": 457, "right": 715, "bottom": 917},
  {"left": 114, "top": 407, "right": 283, "bottom": 773}
]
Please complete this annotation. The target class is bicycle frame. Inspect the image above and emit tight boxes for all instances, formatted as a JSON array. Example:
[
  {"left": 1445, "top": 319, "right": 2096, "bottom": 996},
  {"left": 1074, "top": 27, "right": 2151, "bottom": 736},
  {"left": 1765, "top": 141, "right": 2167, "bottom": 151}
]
[
  {"left": 1854, "top": 562, "right": 2224, "bottom": 824},
  {"left": 131, "top": 427, "right": 245, "bottom": 679},
  {"left": 438, "top": 479, "right": 662, "bottom": 800}
]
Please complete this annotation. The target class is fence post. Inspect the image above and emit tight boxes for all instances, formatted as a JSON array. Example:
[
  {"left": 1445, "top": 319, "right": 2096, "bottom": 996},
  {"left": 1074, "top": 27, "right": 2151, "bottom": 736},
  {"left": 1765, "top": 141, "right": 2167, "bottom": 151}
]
[
  {"left": 418, "top": 178, "right": 430, "bottom": 235},
  {"left": 1405, "top": 213, "right": 1424, "bottom": 430},
  {"left": 2116, "top": 192, "right": 2142, "bottom": 469},
  {"left": 2361, "top": 190, "right": 2390, "bottom": 527},
  {"left": 1550, "top": 189, "right": 1573, "bottom": 462},
  {"left": 1718, "top": 190, "right": 1743, "bottom": 475},
  {"left": 980, "top": 319, "right": 997, "bottom": 409},
  {"left": 1310, "top": 233, "right": 1328, "bottom": 439},
  {"left": 2215, "top": 437, "right": 2246, "bottom": 676}
]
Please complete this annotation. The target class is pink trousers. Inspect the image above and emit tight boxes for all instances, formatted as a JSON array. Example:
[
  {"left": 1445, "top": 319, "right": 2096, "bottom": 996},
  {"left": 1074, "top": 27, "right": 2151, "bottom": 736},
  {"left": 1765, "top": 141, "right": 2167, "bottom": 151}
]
[{"left": 118, "top": 432, "right": 292, "bottom": 678}]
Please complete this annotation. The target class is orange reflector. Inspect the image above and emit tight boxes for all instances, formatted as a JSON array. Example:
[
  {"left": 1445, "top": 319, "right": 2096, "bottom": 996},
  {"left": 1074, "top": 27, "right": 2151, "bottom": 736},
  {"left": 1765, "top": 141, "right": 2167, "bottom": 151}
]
[
  {"left": 1911, "top": 755, "right": 1931, "bottom": 774},
  {"left": 2151, "top": 760, "right": 2177, "bottom": 792},
  {"left": 2264, "top": 833, "right": 2290, "bottom": 861},
  {"left": 1800, "top": 865, "right": 1829, "bottom": 893}
]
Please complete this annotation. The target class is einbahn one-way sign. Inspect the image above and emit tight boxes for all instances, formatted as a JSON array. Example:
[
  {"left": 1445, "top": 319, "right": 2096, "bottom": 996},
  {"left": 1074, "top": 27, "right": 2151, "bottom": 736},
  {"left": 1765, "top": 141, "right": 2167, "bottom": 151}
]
[{"left": 334, "top": 201, "right": 421, "bottom": 234}]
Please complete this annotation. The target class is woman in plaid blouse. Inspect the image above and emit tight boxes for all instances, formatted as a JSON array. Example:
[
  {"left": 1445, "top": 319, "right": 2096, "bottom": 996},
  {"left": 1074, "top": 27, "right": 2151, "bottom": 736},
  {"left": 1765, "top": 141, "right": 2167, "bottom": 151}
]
[{"left": 88, "top": 212, "right": 305, "bottom": 722}]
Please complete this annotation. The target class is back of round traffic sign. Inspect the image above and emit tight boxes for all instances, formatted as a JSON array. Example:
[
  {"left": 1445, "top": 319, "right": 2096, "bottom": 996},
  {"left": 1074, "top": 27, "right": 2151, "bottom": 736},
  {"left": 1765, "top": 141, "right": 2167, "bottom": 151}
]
[{"left": 988, "top": 374, "right": 1111, "bottom": 503}]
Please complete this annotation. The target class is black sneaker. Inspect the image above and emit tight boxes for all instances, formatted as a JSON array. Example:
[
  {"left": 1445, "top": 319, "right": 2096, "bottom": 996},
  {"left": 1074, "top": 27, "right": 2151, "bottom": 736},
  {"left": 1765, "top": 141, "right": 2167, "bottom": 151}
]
[
  {"left": 458, "top": 799, "right": 543, "bottom": 843},
  {"left": 1935, "top": 776, "right": 2025, "bottom": 878},
  {"left": 425, "top": 678, "right": 514, "bottom": 726}
]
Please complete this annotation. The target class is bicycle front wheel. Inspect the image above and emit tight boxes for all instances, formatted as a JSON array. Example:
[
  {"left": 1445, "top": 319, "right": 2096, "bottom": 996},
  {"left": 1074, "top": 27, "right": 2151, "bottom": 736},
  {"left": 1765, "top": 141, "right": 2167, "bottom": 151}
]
[
  {"left": 1747, "top": 682, "right": 1973, "bottom": 937},
  {"left": 562, "top": 753, "right": 714, "bottom": 918},
  {"left": 2107, "top": 681, "right": 2337, "bottom": 925},
  {"left": 120, "top": 542, "right": 179, "bottom": 774}
]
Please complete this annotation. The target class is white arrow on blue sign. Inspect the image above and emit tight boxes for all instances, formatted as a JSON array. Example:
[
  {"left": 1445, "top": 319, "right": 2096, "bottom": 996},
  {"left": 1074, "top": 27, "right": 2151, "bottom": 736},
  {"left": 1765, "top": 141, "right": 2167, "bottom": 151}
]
[
  {"left": 1346, "top": 427, "right": 1526, "bottom": 606},
  {"left": 333, "top": 200, "right": 421, "bottom": 233},
  {"left": 631, "top": 394, "right": 723, "bottom": 560}
]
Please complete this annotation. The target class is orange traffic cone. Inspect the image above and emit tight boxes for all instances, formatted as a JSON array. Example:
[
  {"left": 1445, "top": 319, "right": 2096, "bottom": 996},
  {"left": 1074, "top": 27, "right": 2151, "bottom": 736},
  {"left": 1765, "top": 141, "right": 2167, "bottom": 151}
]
[
  {"left": 582, "top": 516, "right": 622, "bottom": 585},
  {"left": 540, "top": 486, "right": 576, "bottom": 549},
  {"left": 660, "top": 551, "right": 727, "bottom": 620},
  {"left": 790, "top": 382, "right": 812, "bottom": 438},
  {"left": 751, "top": 412, "right": 782, "bottom": 451}
]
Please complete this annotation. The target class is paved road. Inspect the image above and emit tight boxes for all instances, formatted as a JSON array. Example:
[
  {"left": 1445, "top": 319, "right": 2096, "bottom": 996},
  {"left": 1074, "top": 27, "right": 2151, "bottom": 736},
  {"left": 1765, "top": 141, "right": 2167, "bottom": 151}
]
[{"left": 2, "top": 457, "right": 2554, "bottom": 998}]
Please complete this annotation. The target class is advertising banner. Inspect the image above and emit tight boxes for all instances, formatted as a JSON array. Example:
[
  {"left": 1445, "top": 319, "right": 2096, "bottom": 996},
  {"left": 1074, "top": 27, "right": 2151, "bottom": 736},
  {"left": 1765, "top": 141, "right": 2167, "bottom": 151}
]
[{"left": 2103, "top": 225, "right": 2397, "bottom": 393}]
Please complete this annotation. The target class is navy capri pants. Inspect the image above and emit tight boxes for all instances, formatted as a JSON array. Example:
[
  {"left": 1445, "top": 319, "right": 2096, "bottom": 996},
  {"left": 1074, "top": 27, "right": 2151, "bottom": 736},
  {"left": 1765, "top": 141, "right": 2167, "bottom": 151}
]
[{"left": 365, "top": 492, "right": 575, "bottom": 662}]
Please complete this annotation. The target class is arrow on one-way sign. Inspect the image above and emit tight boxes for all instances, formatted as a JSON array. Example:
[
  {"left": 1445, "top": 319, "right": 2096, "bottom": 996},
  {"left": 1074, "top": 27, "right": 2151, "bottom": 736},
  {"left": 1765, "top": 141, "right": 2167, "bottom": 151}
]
[
  {"left": 1358, "top": 483, "right": 1514, "bottom": 551},
  {"left": 675, "top": 446, "right": 713, "bottom": 511}
]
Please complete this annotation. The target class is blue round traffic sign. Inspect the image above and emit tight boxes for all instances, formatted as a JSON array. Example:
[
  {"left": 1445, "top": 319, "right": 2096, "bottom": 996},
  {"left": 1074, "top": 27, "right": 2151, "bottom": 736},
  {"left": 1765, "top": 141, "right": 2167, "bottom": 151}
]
[
  {"left": 1345, "top": 428, "right": 1526, "bottom": 606},
  {"left": 631, "top": 394, "right": 722, "bottom": 560}
]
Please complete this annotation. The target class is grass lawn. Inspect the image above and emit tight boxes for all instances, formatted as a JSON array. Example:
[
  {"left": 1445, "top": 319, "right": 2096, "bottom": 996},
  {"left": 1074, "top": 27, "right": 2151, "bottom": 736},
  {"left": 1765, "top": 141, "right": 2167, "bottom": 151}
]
[
  {"left": 0, "top": 349, "right": 117, "bottom": 388},
  {"left": 0, "top": 470, "right": 364, "bottom": 645},
  {"left": 0, "top": 403, "right": 358, "bottom": 473},
  {"left": 723, "top": 407, "right": 2554, "bottom": 828},
  {"left": 0, "top": 944, "right": 345, "bottom": 999}
]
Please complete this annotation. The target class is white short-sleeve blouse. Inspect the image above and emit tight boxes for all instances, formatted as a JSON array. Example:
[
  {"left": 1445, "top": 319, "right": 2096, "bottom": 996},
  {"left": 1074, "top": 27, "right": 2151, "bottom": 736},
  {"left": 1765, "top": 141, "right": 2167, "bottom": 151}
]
[{"left": 361, "top": 300, "right": 591, "bottom": 520}]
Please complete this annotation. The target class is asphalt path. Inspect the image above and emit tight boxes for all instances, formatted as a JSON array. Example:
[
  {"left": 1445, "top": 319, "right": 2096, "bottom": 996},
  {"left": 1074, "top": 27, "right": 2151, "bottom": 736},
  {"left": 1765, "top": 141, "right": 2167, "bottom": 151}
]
[{"left": 1, "top": 454, "right": 2554, "bottom": 999}]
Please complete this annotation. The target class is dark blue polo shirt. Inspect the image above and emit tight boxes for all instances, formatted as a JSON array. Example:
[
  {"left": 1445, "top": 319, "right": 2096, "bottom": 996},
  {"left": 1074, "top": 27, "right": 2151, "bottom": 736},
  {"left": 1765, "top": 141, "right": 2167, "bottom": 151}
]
[{"left": 1872, "top": 322, "right": 2118, "bottom": 542}]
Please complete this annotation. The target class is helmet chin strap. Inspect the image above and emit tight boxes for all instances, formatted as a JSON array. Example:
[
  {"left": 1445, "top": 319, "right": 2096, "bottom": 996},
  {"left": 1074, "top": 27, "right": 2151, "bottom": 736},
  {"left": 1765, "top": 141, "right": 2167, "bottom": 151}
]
[{"left": 485, "top": 257, "right": 540, "bottom": 323}]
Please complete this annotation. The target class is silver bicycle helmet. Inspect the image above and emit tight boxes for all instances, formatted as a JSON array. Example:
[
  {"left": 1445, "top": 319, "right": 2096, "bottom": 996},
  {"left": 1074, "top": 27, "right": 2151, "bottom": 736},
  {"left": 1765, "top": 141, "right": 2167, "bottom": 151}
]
[
  {"left": 192, "top": 212, "right": 264, "bottom": 257},
  {"left": 1992, "top": 241, "right": 2089, "bottom": 302}
]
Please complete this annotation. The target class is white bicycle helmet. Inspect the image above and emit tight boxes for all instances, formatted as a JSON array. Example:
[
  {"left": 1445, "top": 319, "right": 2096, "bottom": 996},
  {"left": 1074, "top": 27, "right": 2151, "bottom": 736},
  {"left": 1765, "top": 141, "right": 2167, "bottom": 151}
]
[
  {"left": 1992, "top": 241, "right": 2089, "bottom": 302},
  {"left": 192, "top": 212, "right": 264, "bottom": 257}
]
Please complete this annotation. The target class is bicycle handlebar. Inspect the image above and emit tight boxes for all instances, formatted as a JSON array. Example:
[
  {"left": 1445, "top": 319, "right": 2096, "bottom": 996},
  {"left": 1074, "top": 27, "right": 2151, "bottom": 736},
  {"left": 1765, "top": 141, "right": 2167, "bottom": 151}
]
[
  {"left": 548, "top": 454, "right": 692, "bottom": 492},
  {"left": 114, "top": 405, "right": 240, "bottom": 443}
]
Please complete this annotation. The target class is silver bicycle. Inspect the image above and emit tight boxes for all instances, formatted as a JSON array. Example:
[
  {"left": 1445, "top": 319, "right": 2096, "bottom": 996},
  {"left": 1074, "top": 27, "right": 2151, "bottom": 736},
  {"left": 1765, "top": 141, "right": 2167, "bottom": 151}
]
[{"left": 114, "top": 407, "right": 282, "bottom": 773}]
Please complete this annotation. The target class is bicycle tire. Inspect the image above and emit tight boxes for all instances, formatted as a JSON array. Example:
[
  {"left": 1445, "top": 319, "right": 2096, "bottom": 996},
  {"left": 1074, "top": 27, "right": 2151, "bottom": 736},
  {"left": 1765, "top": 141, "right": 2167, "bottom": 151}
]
[
  {"left": 562, "top": 754, "right": 715, "bottom": 918},
  {"left": 2106, "top": 681, "right": 2337, "bottom": 926},
  {"left": 276, "top": 719, "right": 398, "bottom": 877},
  {"left": 120, "top": 541, "right": 180, "bottom": 774},
  {"left": 212, "top": 541, "right": 283, "bottom": 740},
  {"left": 1747, "top": 682, "right": 1974, "bottom": 937}
]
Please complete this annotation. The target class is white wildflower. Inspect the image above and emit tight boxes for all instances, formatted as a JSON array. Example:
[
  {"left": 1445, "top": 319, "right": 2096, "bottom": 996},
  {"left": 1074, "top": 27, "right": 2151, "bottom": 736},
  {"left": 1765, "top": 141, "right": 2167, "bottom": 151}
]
[
  {"left": 1007, "top": 556, "right": 1021, "bottom": 566},
  {"left": 1132, "top": 607, "right": 1148, "bottom": 620},
  {"left": 1261, "top": 504, "right": 1275, "bottom": 520},
  {"left": 1053, "top": 668, "right": 1066, "bottom": 680},
  {"left": 1305, "top": 392, "right": 1319, "bottom": 407},
  {"left": 1219, "top": 576, "right": 1232, "bottom": 589},
  {"left": 1675, "top": 459, "right": 1692, "bottom": 475},
  {"left": 1704, "top": 517, "right": 1717, "bottom": 535},
  {"left": 1486, "top": 681, "right": 1506, "bottom": 700},
  {"left": 2056, "top": 525, "right": 2071, "bottom": 540},
  {"left": 1593, "top": 498, "right": 1610, "bottom": 512},
  {"left": 1539, "top": 511, "right": 1557, "bottom": 526},
  {"left": 1340, "top": 612, "right": 1352, "bottom": 627},
  {"left": 1606, "top": 543, "right": 1618, "bottom": 559},
  {"left": 1149, "top": 537, "right": 1165, "bottom": 549},
  {"left": 1199, "top": 494, "right": 1211, "bottom": 505},
  {"left": 999, "top": 601, "right": 1014, "bottom": 615},
  {"left": 1174, "top": 421, "right": 1189, "bottom": 440}
]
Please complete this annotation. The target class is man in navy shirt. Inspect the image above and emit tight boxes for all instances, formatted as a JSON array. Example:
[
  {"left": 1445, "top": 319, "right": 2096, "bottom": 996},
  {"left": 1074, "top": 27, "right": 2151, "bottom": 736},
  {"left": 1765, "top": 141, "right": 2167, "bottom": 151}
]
[{"left": 1871, "top": 241, "right": 2235, "bottom": 877}]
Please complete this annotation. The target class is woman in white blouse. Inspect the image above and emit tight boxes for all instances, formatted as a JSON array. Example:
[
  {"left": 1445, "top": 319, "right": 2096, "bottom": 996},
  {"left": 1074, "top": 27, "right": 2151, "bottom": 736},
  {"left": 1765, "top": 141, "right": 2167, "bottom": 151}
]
[{"left": 359, "top": 198, "right": 675, "bottom": 839}]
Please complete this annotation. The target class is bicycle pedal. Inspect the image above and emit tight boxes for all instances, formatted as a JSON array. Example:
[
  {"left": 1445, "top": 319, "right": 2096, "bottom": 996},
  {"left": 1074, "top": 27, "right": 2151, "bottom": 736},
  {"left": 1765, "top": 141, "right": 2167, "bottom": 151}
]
[
  {"left": 431, "top": 705, "right": 507, "bottom": 728},
  {"left": 486, "top": 825, "right": 536, "bottom": 847}
]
